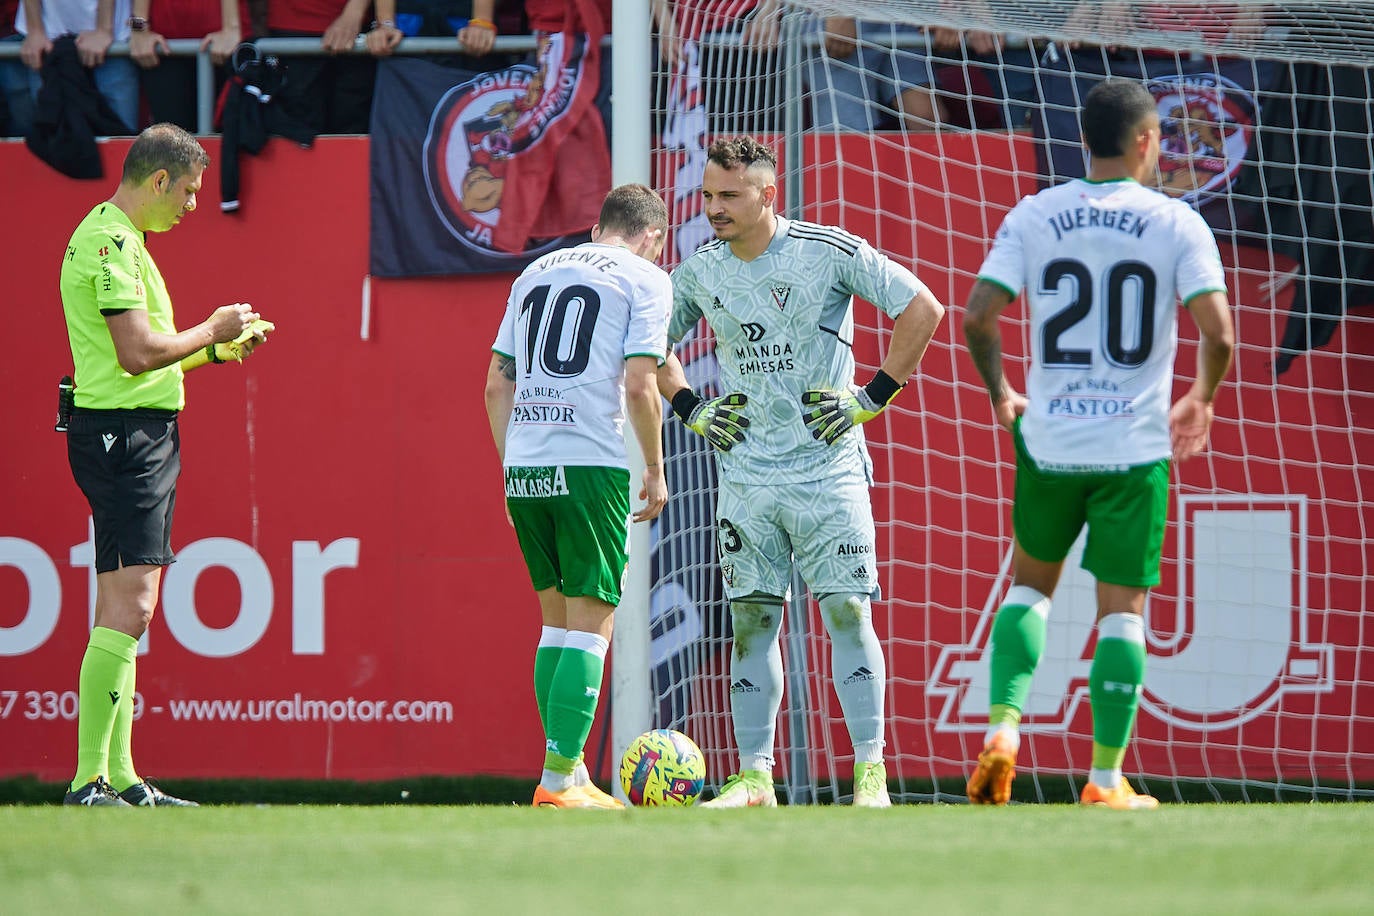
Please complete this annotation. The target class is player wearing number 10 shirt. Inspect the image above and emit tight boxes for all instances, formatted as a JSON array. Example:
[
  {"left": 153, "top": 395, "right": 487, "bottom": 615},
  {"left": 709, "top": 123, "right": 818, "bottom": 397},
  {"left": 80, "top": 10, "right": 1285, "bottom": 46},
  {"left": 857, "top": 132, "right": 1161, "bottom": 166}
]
[
  {"left": 962, "top": 79, "right": 1235, "bottom": 810},
  {"left": 485, "top": 184, "right": 672, "bottom": 809},
  {"left": 657, "top": 137, "right": 946, "bottom": 807}
]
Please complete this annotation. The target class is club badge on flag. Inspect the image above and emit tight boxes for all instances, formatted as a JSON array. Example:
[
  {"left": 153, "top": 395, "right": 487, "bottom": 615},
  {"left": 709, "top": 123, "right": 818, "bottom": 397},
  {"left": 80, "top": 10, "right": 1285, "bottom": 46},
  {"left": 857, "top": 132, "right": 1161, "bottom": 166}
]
[
  {"left": 369, "top": 38, "right": 608, "bottom": 276},
  {"left": 1034, "top": 50, "right": 1271, "bottom": 212}
]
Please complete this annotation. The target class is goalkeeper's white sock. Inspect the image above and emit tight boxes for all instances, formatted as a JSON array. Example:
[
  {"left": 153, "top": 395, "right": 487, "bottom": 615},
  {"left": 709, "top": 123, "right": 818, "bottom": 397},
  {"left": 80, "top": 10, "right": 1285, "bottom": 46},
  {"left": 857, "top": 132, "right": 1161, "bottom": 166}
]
[
  {"left": 727, "top": 598, "right": 784, "bottom": 773},
  {"left": 819, "top": 594, "right": 886, "bottom": 764}
]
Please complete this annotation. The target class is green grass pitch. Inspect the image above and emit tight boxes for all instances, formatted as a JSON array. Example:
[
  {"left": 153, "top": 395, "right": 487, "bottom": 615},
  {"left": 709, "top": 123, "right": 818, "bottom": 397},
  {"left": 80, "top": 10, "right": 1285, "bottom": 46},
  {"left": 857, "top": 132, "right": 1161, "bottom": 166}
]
[{"left": 2, "top": 804, "right": 1370, "bottom": 914}]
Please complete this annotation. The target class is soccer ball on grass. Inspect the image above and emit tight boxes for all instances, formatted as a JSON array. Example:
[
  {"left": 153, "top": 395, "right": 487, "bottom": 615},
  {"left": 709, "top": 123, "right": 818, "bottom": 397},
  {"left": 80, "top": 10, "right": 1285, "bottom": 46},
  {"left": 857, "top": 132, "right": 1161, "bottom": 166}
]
[{"left": 619, "top": 729, "right": 706, "bottom": 806}]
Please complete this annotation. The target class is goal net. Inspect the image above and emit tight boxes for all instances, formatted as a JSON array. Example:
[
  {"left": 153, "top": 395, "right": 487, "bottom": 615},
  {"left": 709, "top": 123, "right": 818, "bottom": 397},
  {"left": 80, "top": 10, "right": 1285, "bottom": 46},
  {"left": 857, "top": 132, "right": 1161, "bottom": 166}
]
[{"left": 643, "top": 0, "right": 1373, "bottom": 802}]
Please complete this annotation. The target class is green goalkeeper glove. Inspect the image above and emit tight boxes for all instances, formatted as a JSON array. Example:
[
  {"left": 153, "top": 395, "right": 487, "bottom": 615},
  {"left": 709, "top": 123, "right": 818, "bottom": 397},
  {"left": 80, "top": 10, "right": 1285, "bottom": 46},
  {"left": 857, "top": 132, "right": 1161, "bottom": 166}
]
[
  {"left": 671, "top": 389, "right": 750, "bottom": 453},
  {"left": 800, "top": 370, "right": 904, "bottom": 445}
]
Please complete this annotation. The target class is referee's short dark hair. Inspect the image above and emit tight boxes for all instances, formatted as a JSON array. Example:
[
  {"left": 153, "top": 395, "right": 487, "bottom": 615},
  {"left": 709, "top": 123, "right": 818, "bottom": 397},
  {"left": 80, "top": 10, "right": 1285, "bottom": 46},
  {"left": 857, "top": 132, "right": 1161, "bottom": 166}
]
[
  {"left": 1081, "top": 79, "right": 1159, "bottom": 159},
  {"left": 598, "top": 183, "right": 668, "bottom": 238},
  {"left": 706, "top": 136, "right": 778, "bottom": 175},
  {"left": 122, "top": 123, "right": 211, "bottom": 186}
]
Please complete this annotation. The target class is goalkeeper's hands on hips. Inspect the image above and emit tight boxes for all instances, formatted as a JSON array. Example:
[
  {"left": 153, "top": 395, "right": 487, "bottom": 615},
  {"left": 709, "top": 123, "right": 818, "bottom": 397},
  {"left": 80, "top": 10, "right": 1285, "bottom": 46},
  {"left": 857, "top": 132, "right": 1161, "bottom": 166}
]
[
  {"left": 801, "top": 369, "right": 904, "bottom": 445},
  {"left": 671, "top": 388, "right": 750, "bottom": 453}
]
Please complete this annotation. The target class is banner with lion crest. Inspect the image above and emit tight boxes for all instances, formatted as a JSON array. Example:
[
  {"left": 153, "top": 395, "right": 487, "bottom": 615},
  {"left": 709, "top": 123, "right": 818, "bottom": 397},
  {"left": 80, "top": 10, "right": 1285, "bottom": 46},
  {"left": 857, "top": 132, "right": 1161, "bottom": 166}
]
[{"left": 369, "top": 30, "right": 609, "bottom": 276}]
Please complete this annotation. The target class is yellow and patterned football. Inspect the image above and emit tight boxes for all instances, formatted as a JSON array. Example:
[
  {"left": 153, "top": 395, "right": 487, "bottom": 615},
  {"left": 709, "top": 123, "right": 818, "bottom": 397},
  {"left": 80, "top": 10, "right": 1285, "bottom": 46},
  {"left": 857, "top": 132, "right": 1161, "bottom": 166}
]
[{"left": 619, "top": 729, "right": 706, "bottom": 807}]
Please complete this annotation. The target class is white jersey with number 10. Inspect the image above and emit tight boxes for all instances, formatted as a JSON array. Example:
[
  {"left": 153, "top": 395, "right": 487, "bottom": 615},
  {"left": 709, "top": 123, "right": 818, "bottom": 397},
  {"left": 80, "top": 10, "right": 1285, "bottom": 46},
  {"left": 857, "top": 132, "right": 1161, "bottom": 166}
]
[
  {"left": 493, "top": 242, "right": 672, "bottom": 469},
  {"left": 977, "top": 177, "right": 1227, "bottom": 469}
]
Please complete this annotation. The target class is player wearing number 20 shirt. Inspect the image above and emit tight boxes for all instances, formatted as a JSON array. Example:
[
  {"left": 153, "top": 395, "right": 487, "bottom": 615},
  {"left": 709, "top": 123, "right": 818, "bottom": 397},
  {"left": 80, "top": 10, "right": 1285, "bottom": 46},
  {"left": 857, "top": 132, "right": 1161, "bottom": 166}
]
[
  {"left": 961, "top": 79, "right": 1234, "bottom": 812},
  {"left": 977, "top": 175, "right": 1227, "bottom": 470}
]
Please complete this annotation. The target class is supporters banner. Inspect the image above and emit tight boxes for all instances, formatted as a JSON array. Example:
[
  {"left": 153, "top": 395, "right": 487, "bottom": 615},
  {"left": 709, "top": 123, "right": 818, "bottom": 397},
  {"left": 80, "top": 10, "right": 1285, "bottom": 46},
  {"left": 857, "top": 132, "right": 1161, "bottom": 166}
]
[
  {"left": 1232, "top": 62, "right": 1374, "bottom": 373},
  {"left": 368, "top": 39, "right": 608, "bottom": 277},
  {"left": 1036, "top": 52, "right": 1373, "bottom": 373},
  {"left": 1034, "top": 51, "right": 1276, "bottom": 211}
]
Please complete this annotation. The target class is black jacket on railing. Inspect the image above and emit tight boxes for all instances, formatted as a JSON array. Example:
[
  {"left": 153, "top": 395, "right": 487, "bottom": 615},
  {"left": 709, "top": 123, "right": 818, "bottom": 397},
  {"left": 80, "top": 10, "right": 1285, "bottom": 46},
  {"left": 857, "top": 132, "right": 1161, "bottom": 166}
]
[
  {"left": 26, "top": 34, "right": 133, "bottom": 179},
  {"left": 219, "top": 46, "right": 318, "bottom": 213}
]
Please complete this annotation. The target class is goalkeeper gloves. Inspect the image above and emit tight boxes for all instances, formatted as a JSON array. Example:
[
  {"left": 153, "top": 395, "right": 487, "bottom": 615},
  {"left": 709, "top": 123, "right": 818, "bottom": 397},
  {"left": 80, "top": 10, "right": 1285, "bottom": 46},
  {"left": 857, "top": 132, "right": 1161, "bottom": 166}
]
[
  {"left": 671, "top": 388, "right": 750, "bottom": 453},
  {"left": 800, "top": 370, "right": 904, "bottom": 445}
]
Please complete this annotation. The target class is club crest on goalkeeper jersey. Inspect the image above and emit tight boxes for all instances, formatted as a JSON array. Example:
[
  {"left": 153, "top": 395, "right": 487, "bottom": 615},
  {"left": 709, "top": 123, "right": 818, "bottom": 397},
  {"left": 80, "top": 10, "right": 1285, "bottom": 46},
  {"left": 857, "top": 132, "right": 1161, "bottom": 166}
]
[
  {"left": 493, "top": 242, "right": 672, "bottom": 469},
  {"left": 977, "top": 178, "right": 1226, "bottom": 470},
  {"left": 669, "top": 217, "right": 927, "bottom": 485}
]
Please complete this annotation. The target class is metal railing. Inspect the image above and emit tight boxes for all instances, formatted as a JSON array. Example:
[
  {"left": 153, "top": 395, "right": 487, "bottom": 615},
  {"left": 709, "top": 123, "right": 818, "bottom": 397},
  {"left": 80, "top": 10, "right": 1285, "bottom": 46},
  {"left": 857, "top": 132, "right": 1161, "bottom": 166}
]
[{"left": 0, "top": 34, "right": 551, "bottom": 135}]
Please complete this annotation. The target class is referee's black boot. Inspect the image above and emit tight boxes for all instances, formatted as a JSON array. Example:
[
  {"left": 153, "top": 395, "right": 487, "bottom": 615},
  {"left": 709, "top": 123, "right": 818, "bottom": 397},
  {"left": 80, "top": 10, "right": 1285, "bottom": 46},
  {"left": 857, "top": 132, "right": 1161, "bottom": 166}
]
[
  {"left": 118, "top": 779, "right": 199, "bottom": 807},
  {"left": 64, "top": 776, "right": 133, "bottom": 807}
]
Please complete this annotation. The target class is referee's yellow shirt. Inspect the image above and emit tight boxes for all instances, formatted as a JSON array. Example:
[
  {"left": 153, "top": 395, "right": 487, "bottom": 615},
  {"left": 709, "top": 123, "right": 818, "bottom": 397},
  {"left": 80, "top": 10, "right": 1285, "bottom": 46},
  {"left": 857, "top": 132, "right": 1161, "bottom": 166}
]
[{"left": 61, "top": 202, "right": 184, "bottom": 411}]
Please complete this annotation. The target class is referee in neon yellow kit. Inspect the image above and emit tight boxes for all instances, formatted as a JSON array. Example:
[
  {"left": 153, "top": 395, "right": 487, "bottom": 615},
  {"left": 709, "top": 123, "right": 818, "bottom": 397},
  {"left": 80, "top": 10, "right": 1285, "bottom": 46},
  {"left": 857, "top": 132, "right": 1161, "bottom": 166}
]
[{"left": 59, "top": 123, "right": 271, "bottom": 807}]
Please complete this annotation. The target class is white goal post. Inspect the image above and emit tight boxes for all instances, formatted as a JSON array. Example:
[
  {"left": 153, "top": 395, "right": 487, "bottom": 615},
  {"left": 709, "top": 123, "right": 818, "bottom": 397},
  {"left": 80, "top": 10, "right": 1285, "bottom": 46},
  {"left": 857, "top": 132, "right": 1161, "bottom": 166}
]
[{"left": 613, "top": 0, "right": 1374, "bottom": 803}]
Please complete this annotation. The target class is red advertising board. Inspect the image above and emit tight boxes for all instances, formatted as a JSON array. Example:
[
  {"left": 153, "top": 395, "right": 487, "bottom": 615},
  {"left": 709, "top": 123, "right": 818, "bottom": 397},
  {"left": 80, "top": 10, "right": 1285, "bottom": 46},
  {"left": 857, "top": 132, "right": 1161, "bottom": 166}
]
[{"left": 1, "top": 134, "right": 1370, "bottom": 784}]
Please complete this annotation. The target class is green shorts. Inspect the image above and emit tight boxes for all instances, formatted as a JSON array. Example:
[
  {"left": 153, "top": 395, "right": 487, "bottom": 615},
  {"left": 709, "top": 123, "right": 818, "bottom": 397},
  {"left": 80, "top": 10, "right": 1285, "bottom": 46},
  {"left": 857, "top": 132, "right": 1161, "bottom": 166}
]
[
  {"left": 506, "top": 465, "right": 631, "bottom": 606},
  {"left": 1011, "top": 420, "right": 1170, "bottom": 587}
]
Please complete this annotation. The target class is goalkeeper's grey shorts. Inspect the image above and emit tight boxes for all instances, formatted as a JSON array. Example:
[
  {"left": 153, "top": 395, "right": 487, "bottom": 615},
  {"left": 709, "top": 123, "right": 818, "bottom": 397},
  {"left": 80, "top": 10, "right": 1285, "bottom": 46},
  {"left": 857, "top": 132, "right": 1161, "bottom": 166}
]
[
  {"left": 715, "top": 473, "right": 880, "bottom": 602},
  {"left": 67, "top": 408, "right": 181, "bottom": 573}
]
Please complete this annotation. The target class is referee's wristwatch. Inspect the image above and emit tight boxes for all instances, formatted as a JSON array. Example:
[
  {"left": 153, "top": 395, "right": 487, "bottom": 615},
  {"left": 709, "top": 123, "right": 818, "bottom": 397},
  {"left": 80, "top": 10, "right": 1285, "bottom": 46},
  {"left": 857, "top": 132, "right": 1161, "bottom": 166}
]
[{"left": 128, "top": 16, "right": 150, "bottom": 32}]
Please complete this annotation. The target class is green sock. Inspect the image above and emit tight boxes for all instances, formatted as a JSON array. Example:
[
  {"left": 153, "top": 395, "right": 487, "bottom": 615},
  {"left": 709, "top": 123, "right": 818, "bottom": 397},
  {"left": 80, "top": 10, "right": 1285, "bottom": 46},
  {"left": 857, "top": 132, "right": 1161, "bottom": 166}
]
[
  {"left": 988, "top": 587, "right": 1050, "bottom": 713},
  {"left": 1091, "top": 741, "right": 1128, "bottom": 772},
  {"left": 543, "top": 630, "right": 607, "bottom": 772},
  {"left": 107, "top": 654, "right": 139, "bottom": 792},
  {"left": 71, "top": 627, "right": 137, "bottom": 792},
  {"left": 533, "top": 627, "right": 566, "bottom": 735},
  {"left": 1089, "top": 613, "right": 1147, "bottom": 755},
  {"left": 989, "top": 704, "right": 1022, "bottom": 730}
]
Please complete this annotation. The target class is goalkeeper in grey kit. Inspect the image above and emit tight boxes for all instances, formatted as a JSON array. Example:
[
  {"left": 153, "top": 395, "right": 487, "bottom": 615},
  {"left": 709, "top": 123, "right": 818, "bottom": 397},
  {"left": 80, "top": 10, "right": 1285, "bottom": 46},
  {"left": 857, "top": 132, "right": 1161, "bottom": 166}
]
[{"left": 657, "top": 137, "right": 945, "bottom": 807}]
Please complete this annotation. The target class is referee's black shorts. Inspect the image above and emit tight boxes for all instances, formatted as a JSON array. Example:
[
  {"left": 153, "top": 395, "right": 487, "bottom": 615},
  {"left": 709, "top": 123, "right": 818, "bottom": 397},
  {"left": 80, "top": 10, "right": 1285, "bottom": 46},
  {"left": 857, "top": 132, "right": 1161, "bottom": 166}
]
[{"left": 67, "top": 408, "right": 181, "bottom": 573}]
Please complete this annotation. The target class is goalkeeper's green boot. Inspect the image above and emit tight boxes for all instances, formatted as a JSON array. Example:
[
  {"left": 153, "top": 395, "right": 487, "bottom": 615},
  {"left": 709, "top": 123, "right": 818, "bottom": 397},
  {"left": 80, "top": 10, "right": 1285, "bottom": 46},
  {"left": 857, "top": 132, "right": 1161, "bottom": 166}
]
[
  {"left": 853, "top": 761, "right": 892, "bottom": 808},
  {"left": 701, "top": 770, "right": 777, "bottom": 808}
]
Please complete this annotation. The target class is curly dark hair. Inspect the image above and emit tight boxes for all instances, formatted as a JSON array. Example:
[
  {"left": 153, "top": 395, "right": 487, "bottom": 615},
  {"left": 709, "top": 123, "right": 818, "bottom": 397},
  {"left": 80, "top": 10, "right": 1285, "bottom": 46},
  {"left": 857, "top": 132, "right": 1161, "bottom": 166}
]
[{"left": 706, "top": 136, "right": 778, "bottom": 174}]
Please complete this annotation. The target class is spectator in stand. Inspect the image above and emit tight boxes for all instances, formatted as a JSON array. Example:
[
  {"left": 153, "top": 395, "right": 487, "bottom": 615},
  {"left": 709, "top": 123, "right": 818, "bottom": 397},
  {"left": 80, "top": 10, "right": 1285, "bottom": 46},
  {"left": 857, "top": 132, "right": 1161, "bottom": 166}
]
[
  {"left": 0, "top": 0, "right": 33, "bottom": 136},
  {"left": 925, "top": 22, "right": 1017, "bottom": 130},
  {"left": 806, "top": 8, "right": 1034, "bottom": 133},
  {"left": 14, "top": 0, "right": 140, "bottom": 134},
  {"left": 269, "top": 0, "right": 398, "bottom": 135},
  {"left": 660, "top": 0, "right": 784, "bottom": 136},
  {"left": 385, "top": 0, "right": 501, "bottom": 67},
  {"left": 128, "top": 1, "right": 252, "bottom": 133},
  {"left": 807, "top": 17, "right": 941, "bottom": 132}
]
